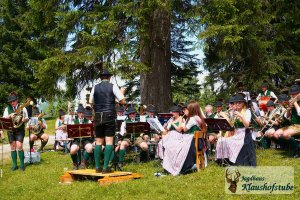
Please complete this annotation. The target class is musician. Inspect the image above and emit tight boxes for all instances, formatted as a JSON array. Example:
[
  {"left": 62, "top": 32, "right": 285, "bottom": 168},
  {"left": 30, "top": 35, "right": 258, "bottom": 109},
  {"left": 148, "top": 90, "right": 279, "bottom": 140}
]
[
  {"left": 158, "top": 103, "right": 205, "bottom": 175},
  {"left": 84, "top": 106, "right": 94, "bottom": 121},
  {"left": 89, "top": 68, "right": 125, "bottom": 173},
  {"left": 3, "top": 92, "right": 29, "bottom": 171},
  {"left": 204, "top": 104, "right": 217, "bottom": 156},
  {"left": 146, "top": 105, "right": 160, "bottom": 142},
  {"left": 70, "top": 104, "right": 93, "bottom": 169},
  {"left": 216, "top": 94, "right": 256, "bottom": 166},
  {"left": 214, "top": 101, "right": 224, "bottom": 118},
  {"left": 275, "top": 84, "right": 300, "bottom": 158},
  {"left": 258, "top": 100, "right": 280, "bottom": 148},
  {"left": 182, "top": 101, "right": 203, "bottom": 134},
  {"left": 27, "top": 109, "right": 49, "bottom": 152},
  {"left": 54, "top": 109, "right": 68, "bottom": 150},
  {"left": 116, "top": 106, "right": 126, "bottom": 121},
  {"left": 256, "top": 82, "right": 278, "bottom": 103},
  {"left": 117, "top": 107, "right": 149, "bottom": 166}
]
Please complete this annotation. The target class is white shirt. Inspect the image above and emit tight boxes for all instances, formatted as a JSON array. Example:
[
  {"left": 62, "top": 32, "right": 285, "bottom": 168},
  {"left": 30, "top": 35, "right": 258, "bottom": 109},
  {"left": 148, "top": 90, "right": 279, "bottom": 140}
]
[
  {"left": 185, "top": 116, "right": 201, "bottom": 130},
  {"left": 256, "top": 90, "right": 278, "bottom": 101},
  {"left": 89, "top": 80, "right": 124, "bottom": 104},
  {"left": 27, "top": 117, "right": 47, "bottom": 129},
  {"left": 3, "top": 105, "right": 28, "bottom": 120}
]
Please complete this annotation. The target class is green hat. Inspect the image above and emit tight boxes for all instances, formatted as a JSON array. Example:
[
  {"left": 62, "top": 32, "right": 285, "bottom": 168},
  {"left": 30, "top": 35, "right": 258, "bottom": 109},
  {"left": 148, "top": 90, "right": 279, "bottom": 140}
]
[
  {"left": 278, "top": 94, "right": 290, "bottom": 103},
  {"left": 170, "top": 105, "right": 180, "bottom": 113},
  {"left": 76, "top": 104, "right": 85, "bottom": 113},
  {"left": 147, "top": 105, "right": 156, "bottom": 113},
  {"left": 289, "top": 84, "right": 300, "bottom": 95},
  {"left": 127, "top": 107, "right": 136, "bottom": 114},
  {"left": 261, "top": 82, "right": 268, "bottom": 88},
  {"left": 232, "top": 94, "right": 246, "bottom": 103},
  {"left": 7, "top": 94, "right": 18, "bottom": 102},
  {"left": 266, "top": 100, "right": 275, "bottom": 107},
  {"left": 214, "top": 101, "right": 223, "bottom": 107}
]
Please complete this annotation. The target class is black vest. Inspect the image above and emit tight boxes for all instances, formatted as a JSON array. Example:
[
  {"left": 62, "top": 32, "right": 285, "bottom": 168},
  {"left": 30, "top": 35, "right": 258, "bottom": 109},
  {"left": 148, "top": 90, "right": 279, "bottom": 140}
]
[{"left": 93, "top": 81, "right": 115, "bottom": 112}]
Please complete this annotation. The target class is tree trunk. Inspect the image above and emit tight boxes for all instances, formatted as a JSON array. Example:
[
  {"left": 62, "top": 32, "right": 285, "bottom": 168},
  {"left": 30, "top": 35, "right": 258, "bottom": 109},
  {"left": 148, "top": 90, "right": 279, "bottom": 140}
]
[{"left": 140, "top": 8, "right": 172, "bottom": 113}]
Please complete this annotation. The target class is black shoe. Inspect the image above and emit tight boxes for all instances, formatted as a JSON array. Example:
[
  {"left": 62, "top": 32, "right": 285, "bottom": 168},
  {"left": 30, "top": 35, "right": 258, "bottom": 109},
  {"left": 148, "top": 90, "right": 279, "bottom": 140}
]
[
  {"left": 102, "top": 168, "right": 113, "bottom": 174},
  {"left": 11, "top": 166, "right": 18, "bottom": 171},
  {"left": 95, "top": 168, "right": 101, "bottom": 173},
  {"left": 20, "top": 166, "right": 25, "bottom": 171},
  {"left": 293, "top": 153, "right": 299, "bottom": 158},
  {"left": 79, "top": 161, "right": 86, "bottom": 169},
  {"left": 72, "top": 163, "right": 79, "bottom": 170}
]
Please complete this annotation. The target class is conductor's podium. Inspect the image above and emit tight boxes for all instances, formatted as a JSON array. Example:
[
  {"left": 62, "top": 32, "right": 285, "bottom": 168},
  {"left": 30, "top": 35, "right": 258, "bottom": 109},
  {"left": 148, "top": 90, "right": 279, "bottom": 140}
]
[{"left": 60, "top": 169, "right": 142, "bottom": 186}]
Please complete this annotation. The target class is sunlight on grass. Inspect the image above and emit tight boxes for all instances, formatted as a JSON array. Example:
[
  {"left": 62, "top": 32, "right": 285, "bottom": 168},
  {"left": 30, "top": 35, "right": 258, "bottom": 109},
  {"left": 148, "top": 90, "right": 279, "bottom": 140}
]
[{"left": 0, "top": 119, "right": 299, "bottom": 199}]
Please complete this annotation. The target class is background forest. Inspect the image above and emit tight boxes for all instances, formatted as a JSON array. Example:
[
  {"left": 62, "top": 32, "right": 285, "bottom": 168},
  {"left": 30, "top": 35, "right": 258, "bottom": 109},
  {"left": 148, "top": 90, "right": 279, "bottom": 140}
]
[{"left": 1, "top": 0, "right": 299, "bottom": 112}]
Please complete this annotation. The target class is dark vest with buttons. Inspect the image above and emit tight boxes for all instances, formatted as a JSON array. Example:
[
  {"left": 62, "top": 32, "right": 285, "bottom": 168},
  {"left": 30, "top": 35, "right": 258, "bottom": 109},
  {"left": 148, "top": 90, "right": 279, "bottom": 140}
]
[{"left": 93, "top": 81, "right": 115, "bottom": 113}]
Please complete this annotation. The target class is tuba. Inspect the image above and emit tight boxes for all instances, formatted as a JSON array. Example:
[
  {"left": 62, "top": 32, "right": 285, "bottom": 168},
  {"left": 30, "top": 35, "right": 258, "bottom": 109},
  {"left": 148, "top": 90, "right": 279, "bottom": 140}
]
[
  {"left": 30, "top": 112, "right": 46, "bottom": 135},
  {"left": 11, "top": 98, "right": 31, "bottom": 128}
]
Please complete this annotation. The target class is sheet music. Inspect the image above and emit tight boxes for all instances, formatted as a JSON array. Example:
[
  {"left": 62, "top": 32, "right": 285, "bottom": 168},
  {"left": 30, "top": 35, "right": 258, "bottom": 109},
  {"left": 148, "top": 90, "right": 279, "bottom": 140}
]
[
  {"left": 29, "top": 117, "right": 39, "bottom": 126},
  {"left": 117, "top": 115, "right": 127, "bottom": 121},
  {"left": 147, "top": 118, "right": 165, "bottom": 132},
  {"left": 139, "top": 115, "right": 147, "bottom": 122},
  {"left": 64, "top": 115, "right": 73, "bottom": 125}
]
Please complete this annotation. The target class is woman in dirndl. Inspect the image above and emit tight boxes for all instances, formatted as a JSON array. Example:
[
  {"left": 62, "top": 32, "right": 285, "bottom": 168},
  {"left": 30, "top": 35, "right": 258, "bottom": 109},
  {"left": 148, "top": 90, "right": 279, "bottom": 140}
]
[{"left": 216, "top": 94, "right": 256, "bottom": 166}]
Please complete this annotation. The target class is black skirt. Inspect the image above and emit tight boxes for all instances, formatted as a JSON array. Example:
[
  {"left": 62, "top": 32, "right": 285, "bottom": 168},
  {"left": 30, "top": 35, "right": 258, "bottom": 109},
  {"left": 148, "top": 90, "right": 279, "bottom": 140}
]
[{"left": 235, "top": 129, "right": 257, "bottom": 166}]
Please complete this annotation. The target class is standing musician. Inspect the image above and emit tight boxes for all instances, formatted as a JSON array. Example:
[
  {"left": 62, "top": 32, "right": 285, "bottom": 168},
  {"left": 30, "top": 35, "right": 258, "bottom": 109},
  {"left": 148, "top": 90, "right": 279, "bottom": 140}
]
[
  {"left": 274, "top": 84, "right": 300, "bottom": 158},
  {"left": 3, "top": 92, "right": 29, "bottom": 171},
  {"left": 216, "top": 94, "right": 256, "bottom": 166},
  {"left": 69, "top": 104, "right": 93, "bottom": 170},
  {"left": 89, "top": 68, "right": 125, "bottom": 173},
  {"left": 27, "top": 108, "right": 49, "bottom": 152},
  {"left": 117, "top": 107, "right": 149, "bottom": 166}
]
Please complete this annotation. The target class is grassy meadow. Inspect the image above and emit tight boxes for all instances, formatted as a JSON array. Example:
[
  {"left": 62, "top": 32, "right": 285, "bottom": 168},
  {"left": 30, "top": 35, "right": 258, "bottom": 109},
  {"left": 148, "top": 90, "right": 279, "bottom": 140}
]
[{"left": 0, "top": 118, "right": 299, "bottom": 200}]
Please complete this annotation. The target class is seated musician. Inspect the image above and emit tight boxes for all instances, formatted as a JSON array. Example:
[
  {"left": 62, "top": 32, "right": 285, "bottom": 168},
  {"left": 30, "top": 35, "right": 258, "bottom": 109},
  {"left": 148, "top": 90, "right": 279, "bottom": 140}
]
[
  {"left": 257, "top": 100, "right": 281, "bottom": 149},
  {"left": 117, "top": 107, "right": 148, "bottom": 166},
  {"left": 116, "top": 106, "right": 126, "bottom": 120},
  {"left": 273, "top": 84, "right": 300, "bottom": 158},
  {"left": 70, "top": 104, "right": 93, "bottom": 169},
  {"left": 256, "top": 82, "right": 278, "bottom": 103},
  {"left": 145, "top": 105, "right": 160, "bottom": 142},
  {"left": 159, "top": 102, "right": 205, "bottom": 175},
  {"left": 272, "top": 94, "right": 291, "bottom": 146},
  {"left": 27, "top": 108, "right": 49, "bottom": 152},
  {"left": 216, "top": 94, "right": 256, "bottom": 166},
  {"left": 54, "top": 109, "right": 69, "bottom": 150}
]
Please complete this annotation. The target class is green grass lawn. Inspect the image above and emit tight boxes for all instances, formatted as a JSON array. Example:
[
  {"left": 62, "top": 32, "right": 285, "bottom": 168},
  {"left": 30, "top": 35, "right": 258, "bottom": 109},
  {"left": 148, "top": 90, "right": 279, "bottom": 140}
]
[{"left": 0, "top": 119, "right": 299, "bottom": 200}]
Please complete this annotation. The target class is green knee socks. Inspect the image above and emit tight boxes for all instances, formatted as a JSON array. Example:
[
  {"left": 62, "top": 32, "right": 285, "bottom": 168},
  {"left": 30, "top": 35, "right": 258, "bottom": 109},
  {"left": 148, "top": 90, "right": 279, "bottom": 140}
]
[{"left": 94, "top": 145, "right": 102, "bottom": 169}]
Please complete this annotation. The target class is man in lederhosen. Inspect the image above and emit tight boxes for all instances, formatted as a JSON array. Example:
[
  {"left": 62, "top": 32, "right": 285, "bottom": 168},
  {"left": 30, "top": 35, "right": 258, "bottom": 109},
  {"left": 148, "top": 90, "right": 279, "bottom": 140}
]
[
  {"left": 3, "top": 92, "right": 29, "bottom": 171},
  {"left": 89, "top": 69, "right": 125, "bottom": 173}
]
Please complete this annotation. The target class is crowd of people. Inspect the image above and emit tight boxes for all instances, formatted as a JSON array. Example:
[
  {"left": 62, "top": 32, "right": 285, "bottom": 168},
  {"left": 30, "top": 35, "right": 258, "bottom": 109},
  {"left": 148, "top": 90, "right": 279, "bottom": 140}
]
[{"left": 2, "top": 71, "right": 300, "bottom": 176}]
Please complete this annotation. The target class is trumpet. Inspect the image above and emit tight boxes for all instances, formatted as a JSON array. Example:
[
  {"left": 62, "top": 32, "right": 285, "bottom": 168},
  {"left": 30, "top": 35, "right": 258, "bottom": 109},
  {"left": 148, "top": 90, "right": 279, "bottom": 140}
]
[{"left": 287, "top": 93, "right": 300, "bottom": 108}]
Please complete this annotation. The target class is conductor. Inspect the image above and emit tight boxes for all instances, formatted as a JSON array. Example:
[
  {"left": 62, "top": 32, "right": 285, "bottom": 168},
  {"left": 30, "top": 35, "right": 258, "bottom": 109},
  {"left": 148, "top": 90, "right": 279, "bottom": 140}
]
[{"left": 89, "top": 68, "right": 125, "bottom": 173}]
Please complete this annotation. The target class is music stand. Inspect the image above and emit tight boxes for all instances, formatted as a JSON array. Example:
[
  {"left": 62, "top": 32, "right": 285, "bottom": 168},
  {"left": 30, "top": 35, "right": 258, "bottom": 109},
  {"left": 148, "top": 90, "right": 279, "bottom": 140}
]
[
  {"left": 67, "top": 124, "right": 93, "bottom": 165},
  {"left": 0, "top": 117, "right": 14, "bottom": 173},
  {"left": 67, "top": 124, "right": 93, "bottom": 139},
  {"left": 0, "top": 117, "right": 14, "bottom": 131},
  {"left": 204, "top": 118, "right": 233, "bottom": 166},
  {"left": 158, "top": 113, "right": 173, "bottom": 125},
  {"left": 204, "top": 118, "right": 233, "bottom": 132},
  {"left": 125, "top": 122, "right": 150, "bottom": 142}
]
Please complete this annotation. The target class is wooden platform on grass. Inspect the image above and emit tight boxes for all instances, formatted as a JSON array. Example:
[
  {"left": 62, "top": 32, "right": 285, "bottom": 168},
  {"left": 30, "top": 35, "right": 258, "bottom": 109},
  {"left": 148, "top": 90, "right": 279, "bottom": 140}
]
[{"left": 60, "top": 169, "right": 142, "bottom": 186}]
